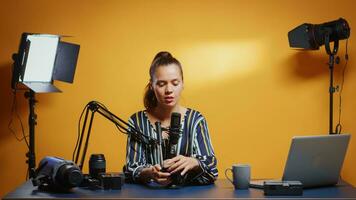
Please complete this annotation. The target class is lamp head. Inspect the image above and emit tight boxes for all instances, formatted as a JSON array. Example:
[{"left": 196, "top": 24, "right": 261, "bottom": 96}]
[
  {"left": 11, "top": 33, "right": 80, "bottom": 93},
  {"left": 288, "top": 18, "right": 350, "bottom": 50}
]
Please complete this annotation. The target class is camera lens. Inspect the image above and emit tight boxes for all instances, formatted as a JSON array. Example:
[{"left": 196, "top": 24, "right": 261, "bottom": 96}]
[
  {"left": 56, "top": 164, "right": 83, "bottom": 188},
  {"left": 89, "top": 154, "right": 106, "bottom": 179}
]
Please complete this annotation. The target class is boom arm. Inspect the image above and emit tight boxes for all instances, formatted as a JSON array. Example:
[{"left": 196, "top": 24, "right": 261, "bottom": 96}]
[{"left": 73, "top": 101, "right": 158, "bottom": 170}]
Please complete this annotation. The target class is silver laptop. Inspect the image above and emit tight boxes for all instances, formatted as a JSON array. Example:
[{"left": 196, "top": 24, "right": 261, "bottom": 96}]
[{"left": 250, "top": 134, "right": 351, "bottom": 188}]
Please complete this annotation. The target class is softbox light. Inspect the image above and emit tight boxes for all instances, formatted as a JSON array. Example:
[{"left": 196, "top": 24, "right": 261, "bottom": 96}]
[{"left": 11, "top": 33, "right": 80, "bottom": 93}]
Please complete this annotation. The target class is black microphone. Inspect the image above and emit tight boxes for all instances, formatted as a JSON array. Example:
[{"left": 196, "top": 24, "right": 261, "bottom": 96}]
[
  {"left": 167, "top": 112, "right": 181, "bottom": 159},
  {"left": 155, "top": 121, "right": 164, "bottom": 165},
  {"left": 166, "top": 112, "right": 187, "bottom": 187}
]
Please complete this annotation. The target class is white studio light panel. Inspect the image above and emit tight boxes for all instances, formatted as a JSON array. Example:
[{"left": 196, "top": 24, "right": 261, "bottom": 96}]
[
  {"left": 22, "top": 35, "right": 59, "bottom": 83},
  {"left": 12, "top": 33, "right": 80, "bottom": 93}
]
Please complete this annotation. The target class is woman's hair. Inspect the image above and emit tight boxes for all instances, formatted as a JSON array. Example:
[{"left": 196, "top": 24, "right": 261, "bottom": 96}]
[{"left": 143, "top": 51, "right": 183, "bottom": 111}]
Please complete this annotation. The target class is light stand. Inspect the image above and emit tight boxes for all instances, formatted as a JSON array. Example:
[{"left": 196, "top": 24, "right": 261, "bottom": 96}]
[
  {"left": 25, "top": 89, "right": 37, "bottom": 178},
  {"left": 288, "top": 18, "right": 350, "bottom": 135},
  {"left": 324, "top": 33, "right": 339, "bottom": 134},
  {"left": 11, "top": 33, "right": 80, "bottom": 179}
]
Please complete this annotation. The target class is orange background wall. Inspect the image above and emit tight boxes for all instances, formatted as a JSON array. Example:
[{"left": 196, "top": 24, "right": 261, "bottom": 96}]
[{"left": 0, "top": 0, "right": 355, "bottom": 197}]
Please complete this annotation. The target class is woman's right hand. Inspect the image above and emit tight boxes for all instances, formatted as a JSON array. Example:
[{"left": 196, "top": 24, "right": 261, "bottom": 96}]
[{"left": 139, "top": 164, "right": 171, "bottom": 186}]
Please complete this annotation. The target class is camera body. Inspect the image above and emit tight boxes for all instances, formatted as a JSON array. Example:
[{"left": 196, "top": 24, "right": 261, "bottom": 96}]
[
  {"left": 80, "top": 154, "right": 124, "bottom": 190},
  {"left": 161, "top": 167, "right": 188, "bottom": 188},
  {"left": 99, "top": 173, "right": 124, "bottom": 190}
]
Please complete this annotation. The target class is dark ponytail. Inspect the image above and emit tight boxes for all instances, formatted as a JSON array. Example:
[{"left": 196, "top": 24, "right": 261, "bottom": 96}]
[
  {"left": 143, "top": 51, "right": 183, "bottom": 111},
  {"left": 143, "top": 83, "right": 157, "bottom": 111}
]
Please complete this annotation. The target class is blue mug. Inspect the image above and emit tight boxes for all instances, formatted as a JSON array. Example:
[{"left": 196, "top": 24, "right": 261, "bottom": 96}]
[{"left": 225, "top": 164, "right": 250, "bottom": 189}]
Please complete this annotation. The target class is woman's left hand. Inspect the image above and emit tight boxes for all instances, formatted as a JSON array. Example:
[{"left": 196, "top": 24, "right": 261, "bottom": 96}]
[{"left": 163, "top": 155, "right": 200, "bottom": 176}]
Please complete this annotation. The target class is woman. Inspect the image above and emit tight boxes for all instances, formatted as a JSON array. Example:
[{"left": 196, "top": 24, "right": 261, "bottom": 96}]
[{"left": 124, "top": 51, "right": 218, "bottom": 186}]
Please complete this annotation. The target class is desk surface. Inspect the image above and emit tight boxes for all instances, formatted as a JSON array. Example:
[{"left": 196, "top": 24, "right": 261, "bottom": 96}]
[{"left": 3, "top": 180, "right": 356, "bottom": 200}]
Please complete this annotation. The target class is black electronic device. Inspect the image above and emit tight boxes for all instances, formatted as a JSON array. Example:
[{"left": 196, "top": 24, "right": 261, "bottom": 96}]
[
  {"left": 161, "top": 112, "right": 187, "bottom": 188},
  {"left": 81, "top": 172, "right": 124, "bottom": 190},
  {"left": 89, "top": 154, "right": 106, "bottom": 179},
  {"left": 155, "top": 121, "right": 164, "bottom": 166},
  {"left": 263, "top": 180, "right": 303, "bottom": 196},
  {"left": 288, "top": 18, "right": 350, "bottom": 50},
  {"left": 32, "top": 156, "right": 83, "bottom": 191},
  {"left": 99, "top": 172, "right": 124, "bottom": 190},
  {"left": 166, "top": 112, "right": 181, "bottom": 159}
]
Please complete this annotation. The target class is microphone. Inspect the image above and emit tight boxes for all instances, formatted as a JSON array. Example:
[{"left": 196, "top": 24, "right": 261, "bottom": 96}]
[
  {"left": 167, "top": 112, "right": 181, "bottom": 159},
  {"left": 166, "top": 112, "right": 186, "bottom": 187},
  {"left": 155, "top": 121, "right": 164, "bottom": 166}
]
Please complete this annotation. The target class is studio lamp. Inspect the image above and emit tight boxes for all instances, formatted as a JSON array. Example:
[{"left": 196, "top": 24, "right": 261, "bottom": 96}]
[
  {"left": 11, "top": 33, "right": 80, "bottom": 178},
  {"left": 288, "top": 18, "right": 350, "bottom": 134}
]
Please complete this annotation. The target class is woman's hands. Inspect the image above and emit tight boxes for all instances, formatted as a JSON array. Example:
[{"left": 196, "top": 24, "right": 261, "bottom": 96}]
[
  {"left": 163, "top": 155, "right": 200, "bottom": 176},
  {"left": 139, "top": 164, "right": 171, "bottom": 185},
  {"left": 139, "top": 155, "right": 200, "bottom": 185}
]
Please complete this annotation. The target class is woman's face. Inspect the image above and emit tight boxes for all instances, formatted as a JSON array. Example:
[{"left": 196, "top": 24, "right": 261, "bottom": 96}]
[{"left": 151, "top": 63, "right": 183, "bottom": 109}]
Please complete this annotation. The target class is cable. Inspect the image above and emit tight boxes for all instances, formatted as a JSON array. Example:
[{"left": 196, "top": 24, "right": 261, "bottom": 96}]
[
  {"left": 8, "top": 89, "right": 29, "bottom": 147},
  {"left": 93, "top": 101, "right": 126, "bottom": 133},
  {"left": 335, "top": 39, "right": 349, "bottom": 134},
  {"left": 94, "top": 101, "right": 128, "bottom": 134},
  {"left": 93, "top": 101, "right": 153, "bottom": 143},
  {"left": 72, "top": 103, "right": 90, "bottom": 161},
  {"left": 8, "top": 87, "right": 33, "bottom": 180}
]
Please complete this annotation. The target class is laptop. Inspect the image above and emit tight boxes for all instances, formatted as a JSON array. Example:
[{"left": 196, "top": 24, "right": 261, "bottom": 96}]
[{"left": 250, "top": 134, "right": 351, "bottom": 188}]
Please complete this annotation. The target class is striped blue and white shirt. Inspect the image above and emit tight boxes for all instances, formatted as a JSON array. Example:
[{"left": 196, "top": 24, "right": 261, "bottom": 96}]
[{"left": 124, "top": 108, "right": 218, "bottom": 185}]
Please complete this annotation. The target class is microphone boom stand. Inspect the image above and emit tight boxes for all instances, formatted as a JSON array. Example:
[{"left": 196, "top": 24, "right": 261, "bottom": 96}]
[{"left": 74, "top": 101, "right": 158, "bottom": 171}]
